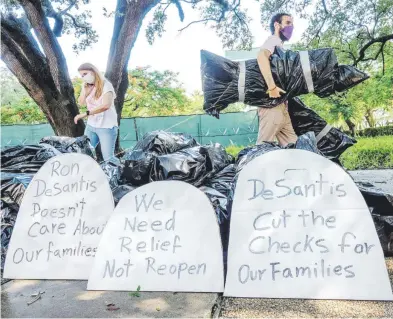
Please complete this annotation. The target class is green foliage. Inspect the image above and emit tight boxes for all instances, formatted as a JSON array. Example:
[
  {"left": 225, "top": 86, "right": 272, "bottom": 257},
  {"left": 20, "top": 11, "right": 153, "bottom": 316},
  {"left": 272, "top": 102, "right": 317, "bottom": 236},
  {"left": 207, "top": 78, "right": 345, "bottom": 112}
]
[
  {"left": 356, "top": 125, "right": 393, "bottom": 137},
  {"left": 225, "top": 136, "right": 393, "bottom": 170},
  {"left": 300, "top": 54, "right": 393, "bottom": 131},
  {"left": 340, "top": 136, "right": 393, "bottom": 169},
  {"left": 225, "top": 144, "right": 245, "bottom": 158},
  {"left": 260, "top": 0, "right": 393, "bottom": 69},
  {"left": 1, "top": 98, "right": 46, "bottom": 124},
  {"left": 122, "top": 67, "right": 192, "bottom": 117},
  {"left": 0, "top": 67, "right": 31, "bottom": 106}
]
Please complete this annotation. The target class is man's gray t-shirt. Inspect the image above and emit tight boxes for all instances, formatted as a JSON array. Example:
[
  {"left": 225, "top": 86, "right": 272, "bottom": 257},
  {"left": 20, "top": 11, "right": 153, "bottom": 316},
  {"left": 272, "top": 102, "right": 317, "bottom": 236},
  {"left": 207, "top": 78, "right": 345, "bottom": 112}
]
[{"left": 260, "top": 35, "right": 283, "bottom": 54}]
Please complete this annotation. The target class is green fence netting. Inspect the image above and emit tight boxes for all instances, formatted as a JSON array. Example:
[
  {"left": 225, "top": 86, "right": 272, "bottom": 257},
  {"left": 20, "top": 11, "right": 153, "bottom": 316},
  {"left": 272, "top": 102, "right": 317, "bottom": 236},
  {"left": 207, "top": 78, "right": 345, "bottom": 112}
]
[{"left": 1, "top": 111, "right": 259, "bottom": 149}]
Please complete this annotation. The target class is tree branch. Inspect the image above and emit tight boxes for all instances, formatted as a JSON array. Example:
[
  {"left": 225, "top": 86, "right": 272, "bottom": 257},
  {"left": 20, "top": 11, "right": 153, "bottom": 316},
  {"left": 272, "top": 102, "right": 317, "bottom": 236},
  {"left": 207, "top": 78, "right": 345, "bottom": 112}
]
[
  {"left": 19, "top": 0, "right": 74, "bottom": 95},
  {"left": 178, "top": 18, "right": 220, "bottom": 32},
  {"left": 321, "top": 0, "right": 328, "bottom": 14},
  {"left": 59, "top": 0, "right": 77, "bottom": 14},
  {"left": 354, "top": 34, "right": 393, "bottom": 65},
  {"left": 42, "top": 0, "right": 64, "bottom": 36},
  {"left": 64, "top": 12, "right": 89, "bottom": 30},
  {"left": 171, "top": 0, "right": 185, "bottom": 21}
]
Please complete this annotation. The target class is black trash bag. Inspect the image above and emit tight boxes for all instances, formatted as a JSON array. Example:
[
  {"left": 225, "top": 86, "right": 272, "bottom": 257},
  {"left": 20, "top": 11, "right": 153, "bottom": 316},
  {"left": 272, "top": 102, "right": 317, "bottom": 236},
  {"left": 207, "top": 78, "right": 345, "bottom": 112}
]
[
  {"left": 201, "top": 48, "right": 369, "bottom": 117},
  {"left": 288, "top": 97, "right": 356, "bottom": 159},
  {"left": 101, "top": 162, "right": 124, "bottom": 190},
  {"left": 349, "top": 171, "right": 393, "bottom": 216},
  {"left": 153, "top": 143, "right": 232, "bottom": 186},
  {"left": 1, "top": 144, "right": 60, "bottom": 173},
  {"left": 40, "top": 135, "right": 95, "bottom": 158},
  {"left": 199, "top": 186, "right": 231, "bottom": 270},
  {"left": 122, "top": 150, "right": 156, "bottom": 186},
  {"left": 112, "top": 184, "right": 138, "bottom": 206},
  {"left": 1, "top": 173, "right": 34, "bottom": 207},
  {"left": 1, "top": 200, "right": 18, "bottom": 228},
  {"left": 122, "top": 131, "right": 199, "bottom": 186},
  {"left": 204, "top": 164, "right": 237, "bottom": 198},
  {"left": 354, "top": 182, "right": 393, "bottom": 216},
  {"left": 372, "top": 214, "right": 393, "bottom": 257},
  {"left": 236, "top": 132, "right": 320, "bottom": 174},
  {"left": 1, "top": 200, "right": 19, "bottom": 271},
  {"left": 199, "top": 186, "right": 229, "bottom": 225},
  {"left": 133, "top": 131, "right": 199, "bottom": 154}
]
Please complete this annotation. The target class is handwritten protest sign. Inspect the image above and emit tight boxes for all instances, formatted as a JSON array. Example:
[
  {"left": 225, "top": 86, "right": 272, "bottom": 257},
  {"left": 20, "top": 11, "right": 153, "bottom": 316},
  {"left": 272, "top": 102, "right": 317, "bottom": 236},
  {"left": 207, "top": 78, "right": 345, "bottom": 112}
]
[
  {"left": 87, "top": 181, "right": 224, "bottom": 292},
  {"left": 225, "top": 149, "right": 393, "bottom": 300},
  {"left": 4, "top": 153, "right": 114, "bottom": 280}
]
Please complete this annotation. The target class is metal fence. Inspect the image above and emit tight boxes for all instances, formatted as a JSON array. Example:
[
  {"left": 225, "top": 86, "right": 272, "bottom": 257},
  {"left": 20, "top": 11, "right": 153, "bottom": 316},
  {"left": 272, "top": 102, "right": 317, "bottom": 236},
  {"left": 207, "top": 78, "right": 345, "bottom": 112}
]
[{"left": 1, "top": 111, "right": 259, "bottom": 149}]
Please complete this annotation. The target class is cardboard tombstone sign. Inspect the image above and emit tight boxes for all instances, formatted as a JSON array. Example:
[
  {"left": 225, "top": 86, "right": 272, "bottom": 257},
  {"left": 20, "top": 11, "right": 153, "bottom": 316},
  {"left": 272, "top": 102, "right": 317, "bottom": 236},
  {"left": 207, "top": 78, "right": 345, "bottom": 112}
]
[
  {"left": 4, "top": 153, "right": 114, "bottom": 280},
  {"left": 225, "top": 149, "right": 393, "bottom": 300},
  {"left": 88, "top": 181, "right": 224, "bottom": 292}
]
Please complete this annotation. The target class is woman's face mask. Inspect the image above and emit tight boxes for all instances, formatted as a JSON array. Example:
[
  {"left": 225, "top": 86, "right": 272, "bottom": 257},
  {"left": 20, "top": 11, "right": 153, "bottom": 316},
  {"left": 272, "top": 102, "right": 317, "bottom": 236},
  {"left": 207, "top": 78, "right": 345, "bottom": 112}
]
[{"left": 81, "top": 71, "right": 95, "bottom": 84}]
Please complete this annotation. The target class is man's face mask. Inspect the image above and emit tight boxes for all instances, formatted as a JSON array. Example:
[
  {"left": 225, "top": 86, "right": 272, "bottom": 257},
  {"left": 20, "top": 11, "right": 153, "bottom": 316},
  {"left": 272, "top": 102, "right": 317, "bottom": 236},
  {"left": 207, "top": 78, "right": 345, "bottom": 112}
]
[{"left": 280, "top": 24, "right": 294, "bottom": 41}]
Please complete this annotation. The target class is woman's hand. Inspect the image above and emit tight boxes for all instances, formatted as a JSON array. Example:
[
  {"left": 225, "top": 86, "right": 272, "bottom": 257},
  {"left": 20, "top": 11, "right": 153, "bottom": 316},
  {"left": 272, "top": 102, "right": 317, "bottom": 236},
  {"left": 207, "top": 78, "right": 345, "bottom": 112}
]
[
  {"left": 83, "top": 83, "right": 93, "bottom": 97},
  {"left": 74, "top": 113, "right": 87, "bottom": 124}
]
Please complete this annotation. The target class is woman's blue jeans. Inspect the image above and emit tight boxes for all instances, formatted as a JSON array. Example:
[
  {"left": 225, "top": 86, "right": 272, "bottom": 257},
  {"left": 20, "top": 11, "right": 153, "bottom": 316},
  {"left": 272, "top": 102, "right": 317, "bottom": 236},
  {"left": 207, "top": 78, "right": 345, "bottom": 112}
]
[{"left": 85, "top": 125, "right": 119, "bottom": 164}]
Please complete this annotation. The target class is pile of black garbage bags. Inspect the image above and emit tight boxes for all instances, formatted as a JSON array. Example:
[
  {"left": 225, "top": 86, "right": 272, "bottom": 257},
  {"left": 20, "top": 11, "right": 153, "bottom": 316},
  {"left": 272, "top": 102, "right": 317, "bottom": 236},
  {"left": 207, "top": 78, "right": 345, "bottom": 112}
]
[{"left": 2, "top": 131, "right": 392, "bottom": 274}]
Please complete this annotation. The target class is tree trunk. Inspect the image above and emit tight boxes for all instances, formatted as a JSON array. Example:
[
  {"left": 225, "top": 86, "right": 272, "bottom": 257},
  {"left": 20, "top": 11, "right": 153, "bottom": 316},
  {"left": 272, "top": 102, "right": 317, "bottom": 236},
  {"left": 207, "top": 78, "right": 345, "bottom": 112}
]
[
  {"left": 1, "top": 4, "right": 84, "bottom": 137},
  {"left": 345, "top": 119, "right": 356, "bottom": 136},
  {"left": 364, "top": 110, "right": 376, "bottom": 128},
  {"left": 105, "top": 0, "right": 160, "bottom": 152},
  {"left": 105, "top": 0, "right": 160, "bottom": 153}
]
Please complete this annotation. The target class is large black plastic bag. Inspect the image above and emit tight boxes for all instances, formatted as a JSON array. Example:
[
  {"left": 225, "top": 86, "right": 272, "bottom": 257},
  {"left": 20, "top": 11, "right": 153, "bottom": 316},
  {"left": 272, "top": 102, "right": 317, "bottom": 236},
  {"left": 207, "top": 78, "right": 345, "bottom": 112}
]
[
  {"left": 1, "top": 173, "right": 34, "bottom": 206},
  {"left": 152, "top": 143, "right": 232, "bottom": 186},
  {"left": 1, "top": 144, "right": 60, "bottom": 173},
  {"left": 349, "top": 170, "right": 393, "bottom": 216},
  {"left": 132, "top": 131, "right": 199, "bottom": 154},
  {"left": 40, "top": 135, "right": 95, "bottom": 158},
  {"left": 288, "top": 98, "right": 356, "bottom": 159},
  {"left": 122, "top": 150, "right": 156, "bottom": 186},
  {"left": 112, "top": 184, "right": 138, "bottom": 206},
  {"left": 372, "top": 215, "right": 393, "bottom": 257},
  {"left": 236, "top": 132, "right": 320, "bottom": 174},
  {"left": 101, "top": 162, "right": 124, "bottom": 190},
  {"left": 200, "top": 186, "right": 230, "bottom": 253},
  {"left": 1, "top": 200, "right": 19, "bottom": 271},
  {"left": 204, "top": 164, "right": 236, "bottom": 198},
  {"left": 122, "top": 131, "right": 199, "bottom": 186},
  {"left": 201, "top": 48, "right": 369, "bottom": 117}
]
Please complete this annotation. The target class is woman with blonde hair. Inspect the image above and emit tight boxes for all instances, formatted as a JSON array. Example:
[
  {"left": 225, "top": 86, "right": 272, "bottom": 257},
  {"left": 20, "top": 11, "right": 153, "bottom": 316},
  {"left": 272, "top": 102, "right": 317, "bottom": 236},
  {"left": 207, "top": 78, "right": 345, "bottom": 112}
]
[{"left": 75, "top": 63, "right": 119, "bottom": 163}]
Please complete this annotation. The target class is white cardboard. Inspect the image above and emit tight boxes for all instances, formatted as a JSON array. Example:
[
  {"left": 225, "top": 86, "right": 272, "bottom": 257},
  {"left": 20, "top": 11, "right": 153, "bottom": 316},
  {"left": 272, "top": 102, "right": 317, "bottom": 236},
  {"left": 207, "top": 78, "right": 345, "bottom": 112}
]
[
  {"left": 87, "top": 181, "right": 224, "bottom": 292},
  {"left": 4, "top": 153, "right": 114, "bottom": 280},
  {"left": 225, "top": 149, "right": 393, "bottom": 300}
]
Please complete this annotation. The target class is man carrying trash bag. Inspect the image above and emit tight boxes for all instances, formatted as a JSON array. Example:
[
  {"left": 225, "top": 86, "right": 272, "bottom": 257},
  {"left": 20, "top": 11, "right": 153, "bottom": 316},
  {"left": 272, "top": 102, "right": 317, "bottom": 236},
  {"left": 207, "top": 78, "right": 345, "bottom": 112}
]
[{"left": 257, "top": 13, "right": 297, "bottom": 146}]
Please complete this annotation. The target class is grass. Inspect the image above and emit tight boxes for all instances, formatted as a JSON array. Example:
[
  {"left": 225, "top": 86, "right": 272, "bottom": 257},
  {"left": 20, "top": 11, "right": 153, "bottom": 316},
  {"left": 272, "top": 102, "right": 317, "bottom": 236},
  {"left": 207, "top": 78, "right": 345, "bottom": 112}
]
[{"left": 225, "top": 136, "right": 393, "bottom": 170}]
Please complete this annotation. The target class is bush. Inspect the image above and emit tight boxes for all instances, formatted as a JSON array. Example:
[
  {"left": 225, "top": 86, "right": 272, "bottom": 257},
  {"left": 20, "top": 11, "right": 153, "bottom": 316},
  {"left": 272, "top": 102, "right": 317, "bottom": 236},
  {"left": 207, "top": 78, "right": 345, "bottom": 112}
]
[
  {"left": 356, "top": 125, "right": 393, "bottom": 137},
  {"left": 340, "top": 136, "right": 393, "bottom": 170},
  {"left": 225, "top": 145, "right": 245, "bottom": 158},
  {"left": 0, "top": 99, "right": 46, "bottom": 124},
  {"left": 225, "top": 136, "right": 393, "bottom": 170}
]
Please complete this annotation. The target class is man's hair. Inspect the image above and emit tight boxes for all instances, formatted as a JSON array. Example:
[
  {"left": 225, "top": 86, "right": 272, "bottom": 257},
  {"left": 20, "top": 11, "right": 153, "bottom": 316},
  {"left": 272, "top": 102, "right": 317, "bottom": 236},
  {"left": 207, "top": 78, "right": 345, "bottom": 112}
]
[{"left": 270, "top": 13, "right": 291, "bottom": 34}]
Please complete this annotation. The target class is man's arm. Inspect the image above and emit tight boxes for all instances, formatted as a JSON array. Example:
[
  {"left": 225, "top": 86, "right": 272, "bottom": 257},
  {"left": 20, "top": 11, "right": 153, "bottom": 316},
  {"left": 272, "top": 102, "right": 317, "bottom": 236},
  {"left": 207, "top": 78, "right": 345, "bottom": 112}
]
[{"left": 257, "top": 48, "right": 286, "bottom": 99}]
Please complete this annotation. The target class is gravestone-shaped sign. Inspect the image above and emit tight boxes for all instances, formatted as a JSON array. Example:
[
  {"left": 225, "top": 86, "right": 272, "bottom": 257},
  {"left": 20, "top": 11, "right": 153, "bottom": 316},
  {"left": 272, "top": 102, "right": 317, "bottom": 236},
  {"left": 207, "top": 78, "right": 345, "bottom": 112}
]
[
  {"left": 87, "top": 181, "right": 224, "bottom": 292},
  {"left": 225, "top": 149, "right": 393, "bottom": 300},
  {"left": 4, "top": 153, "right": 114, "bottom": 280}
]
